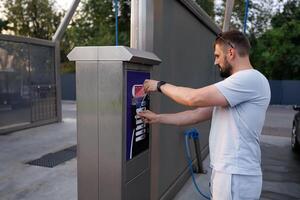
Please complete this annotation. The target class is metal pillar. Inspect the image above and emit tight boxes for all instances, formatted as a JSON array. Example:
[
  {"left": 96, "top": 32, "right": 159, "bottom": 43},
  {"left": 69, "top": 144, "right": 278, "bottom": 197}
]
[
  {"left": 130, "top": 0, "right": 154, "bottom": 51},
  {"left": 52, "top": 0, "right": 80, "bottom": 42},
  {"left": 223, "top": 0, "right": 235, "bottom": 32},
  {"left": 68, "top": 46, "right": 161, "bottom": 200}
]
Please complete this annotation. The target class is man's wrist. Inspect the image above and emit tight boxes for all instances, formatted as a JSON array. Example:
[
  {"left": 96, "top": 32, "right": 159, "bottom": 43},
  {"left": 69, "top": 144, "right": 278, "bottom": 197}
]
[
  {"left": 156, "top": 114, "right": 162, "bottom": 123},
  {"left": 157, "top": 81, "right": 167, "bottom": 93}
]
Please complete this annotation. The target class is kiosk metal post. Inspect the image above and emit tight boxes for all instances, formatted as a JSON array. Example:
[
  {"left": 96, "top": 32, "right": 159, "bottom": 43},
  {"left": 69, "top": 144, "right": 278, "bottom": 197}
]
[{"left": 68, "top": 46, "right": 161, "bottom": 200}]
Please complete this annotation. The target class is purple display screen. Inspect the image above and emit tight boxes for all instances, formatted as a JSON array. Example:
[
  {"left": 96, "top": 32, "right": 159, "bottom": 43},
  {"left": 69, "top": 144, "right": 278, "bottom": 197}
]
[{"left": 126, "top": 71, "right": 150, "bottom": 161}]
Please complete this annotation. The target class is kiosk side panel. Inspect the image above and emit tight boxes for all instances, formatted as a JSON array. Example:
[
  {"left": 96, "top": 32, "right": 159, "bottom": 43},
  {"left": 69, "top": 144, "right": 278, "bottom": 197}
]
[
  {"left": 98, "top": 61, "right": 124, "bottom": 200},
  {"left": 76, "top": 61, "right": 99, "bottom": 200}
]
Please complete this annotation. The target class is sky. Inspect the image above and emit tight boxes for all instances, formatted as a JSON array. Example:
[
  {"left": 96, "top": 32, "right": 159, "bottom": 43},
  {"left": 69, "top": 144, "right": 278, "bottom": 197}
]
[
  {"left": 0, "top": 0, "right": 74, "bottom": 19},
  {"left": 54, "top": 0, "right": 74, "bottom": 12}
]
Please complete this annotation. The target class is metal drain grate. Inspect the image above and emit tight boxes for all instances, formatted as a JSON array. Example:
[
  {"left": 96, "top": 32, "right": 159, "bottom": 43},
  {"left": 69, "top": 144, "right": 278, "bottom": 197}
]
[{"left": 26, "top": 145, "right": 77, "bottom": 168}]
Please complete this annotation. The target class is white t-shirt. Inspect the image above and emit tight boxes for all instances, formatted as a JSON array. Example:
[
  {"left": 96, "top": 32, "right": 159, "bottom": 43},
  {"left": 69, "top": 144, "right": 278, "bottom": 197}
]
[{"left": 210, "top": 69, "right": 271, "bottom": 175}]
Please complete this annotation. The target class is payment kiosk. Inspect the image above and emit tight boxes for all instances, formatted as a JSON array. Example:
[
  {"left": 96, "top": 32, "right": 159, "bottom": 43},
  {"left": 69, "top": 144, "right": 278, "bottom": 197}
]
[{"left": 68, "top": 46, "right": 161, "bottom": 200}]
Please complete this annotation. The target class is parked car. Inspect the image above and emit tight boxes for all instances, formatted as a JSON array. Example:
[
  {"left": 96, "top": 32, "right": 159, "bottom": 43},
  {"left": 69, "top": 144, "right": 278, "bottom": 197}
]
[{"left": 291, "top": 105, "right": 300, "bottom": 152}]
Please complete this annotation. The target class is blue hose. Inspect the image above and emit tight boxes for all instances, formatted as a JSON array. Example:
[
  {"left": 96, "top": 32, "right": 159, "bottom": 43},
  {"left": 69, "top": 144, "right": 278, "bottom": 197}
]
[
  {"left": 184, "top": 129, "right": 210, "bottom": 200},
  {"left": 114, "top": 0, "right": 119, "bottom": 45},
  {"left": 243, "top": 0, "right": 250, "bottom": 33}
]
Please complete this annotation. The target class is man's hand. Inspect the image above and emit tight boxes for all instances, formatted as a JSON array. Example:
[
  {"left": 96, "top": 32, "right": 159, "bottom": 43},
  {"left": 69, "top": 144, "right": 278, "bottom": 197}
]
[
  {"left": 143, "top": 79, "right": 159, "bottom": 93},
  {"left": 137, "top": 110, "right": 160, "bottom": 124}
]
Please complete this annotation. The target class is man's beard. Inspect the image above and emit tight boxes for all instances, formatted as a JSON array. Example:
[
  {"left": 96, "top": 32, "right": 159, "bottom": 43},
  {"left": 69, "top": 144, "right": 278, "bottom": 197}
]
[{"left": 217, "top": 57, "right": 233, "bottom": 78}]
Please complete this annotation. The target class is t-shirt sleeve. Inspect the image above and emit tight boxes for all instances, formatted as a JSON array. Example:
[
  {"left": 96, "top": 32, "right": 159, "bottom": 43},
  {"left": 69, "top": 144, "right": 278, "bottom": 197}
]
[{"left": 214, "top": 73, "right": 258, "bottom": 107}]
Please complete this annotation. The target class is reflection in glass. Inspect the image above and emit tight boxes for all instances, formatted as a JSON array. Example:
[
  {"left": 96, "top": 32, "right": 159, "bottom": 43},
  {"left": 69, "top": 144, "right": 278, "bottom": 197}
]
[
  {"left": 0, "top": 40, "right": 57, "bottom": 131},
  {"left": 0, "top": 41, "right": 31, "bottom": 128},
  {"left": 30, "top": 45, "right": 57, "bottom": 122}
]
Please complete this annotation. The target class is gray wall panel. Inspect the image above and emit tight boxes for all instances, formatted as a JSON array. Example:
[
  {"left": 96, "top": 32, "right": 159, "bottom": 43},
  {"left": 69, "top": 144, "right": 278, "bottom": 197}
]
[
  {"left": 269, "top": 80, "right": 282, "bottom": 104},
  {"left": 61, "top": 73, "right": 76, "bottom": 100},
  {"left": 269, "top": 80, "right": 300, "bottom": 105},
  {"left": 282, "top": 80, "right": 300, "bottom": 105},
  {"left": 146, "top": 0, "right": 221, "bottom": 199}
]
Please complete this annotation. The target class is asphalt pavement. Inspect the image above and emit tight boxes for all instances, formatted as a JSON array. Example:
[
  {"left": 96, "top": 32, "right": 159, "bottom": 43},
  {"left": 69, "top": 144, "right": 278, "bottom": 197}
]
[{"left": 0, "top": 103, "right": 299, "bottom": 200}]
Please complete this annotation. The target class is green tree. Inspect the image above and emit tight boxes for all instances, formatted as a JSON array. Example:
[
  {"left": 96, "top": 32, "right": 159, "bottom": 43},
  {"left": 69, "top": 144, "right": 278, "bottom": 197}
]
[
  {"left": 65, "top": 0, "right": 130, "bottom": 47},
  {"left": 251, "top": 0, "right": 300, "bottom": 80},
  {"left": 3, "top": 0, "right": 63, "bottom": 39},
  {"left": 271, "top": 0, "right": 300, "bottom": 28},
  {"left": 60, "top": 0, "right": 131, "bottom": 73},
  {"left": 215, "top": 0, "right": 274, "bottom": 35},
  {"left": 0, "top": 19, "right": 9, "bottom": 32}
]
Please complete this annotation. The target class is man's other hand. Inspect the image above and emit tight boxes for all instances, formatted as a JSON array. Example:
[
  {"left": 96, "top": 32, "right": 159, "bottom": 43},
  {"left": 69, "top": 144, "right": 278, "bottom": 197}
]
[{"left": 137, "top": 110, "right": 160, "bottom": 124}]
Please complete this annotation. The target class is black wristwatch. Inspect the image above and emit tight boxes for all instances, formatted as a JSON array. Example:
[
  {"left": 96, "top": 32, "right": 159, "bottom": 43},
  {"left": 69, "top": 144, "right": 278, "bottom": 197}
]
[{"left": 157, "top": 81, "right": 167, "bottom": 93}]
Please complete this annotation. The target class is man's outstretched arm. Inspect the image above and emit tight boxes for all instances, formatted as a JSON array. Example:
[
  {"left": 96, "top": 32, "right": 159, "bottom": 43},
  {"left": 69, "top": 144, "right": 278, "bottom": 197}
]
[
  {"left": 138, "top": 107, "right": 213, "bottom": 126},
  {"left": 143, "top": 79, "right": 228, "bottom": 107}
]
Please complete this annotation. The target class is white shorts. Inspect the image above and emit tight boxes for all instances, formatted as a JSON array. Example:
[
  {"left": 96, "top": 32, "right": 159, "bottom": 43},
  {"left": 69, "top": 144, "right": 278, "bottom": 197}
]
[{"left": 210, "top": 169, "right": 262, "bottom": 200}]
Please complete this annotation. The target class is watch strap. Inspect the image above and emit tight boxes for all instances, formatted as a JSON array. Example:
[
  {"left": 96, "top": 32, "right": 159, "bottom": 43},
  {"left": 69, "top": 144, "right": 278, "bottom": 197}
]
[{"left": 157, "top": 81, "right": 167, "bottom": 93}]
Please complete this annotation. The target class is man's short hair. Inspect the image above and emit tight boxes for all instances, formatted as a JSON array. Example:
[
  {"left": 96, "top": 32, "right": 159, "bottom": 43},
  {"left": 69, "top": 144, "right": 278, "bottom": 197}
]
[{"left": 214, "top": 30, "right": 251, "bottom": 57}]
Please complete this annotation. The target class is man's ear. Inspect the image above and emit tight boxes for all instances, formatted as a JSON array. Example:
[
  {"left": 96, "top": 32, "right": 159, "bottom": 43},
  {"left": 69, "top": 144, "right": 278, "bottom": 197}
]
[{"left": 228, "top": 48, "right": 235, "bottom": 59}]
